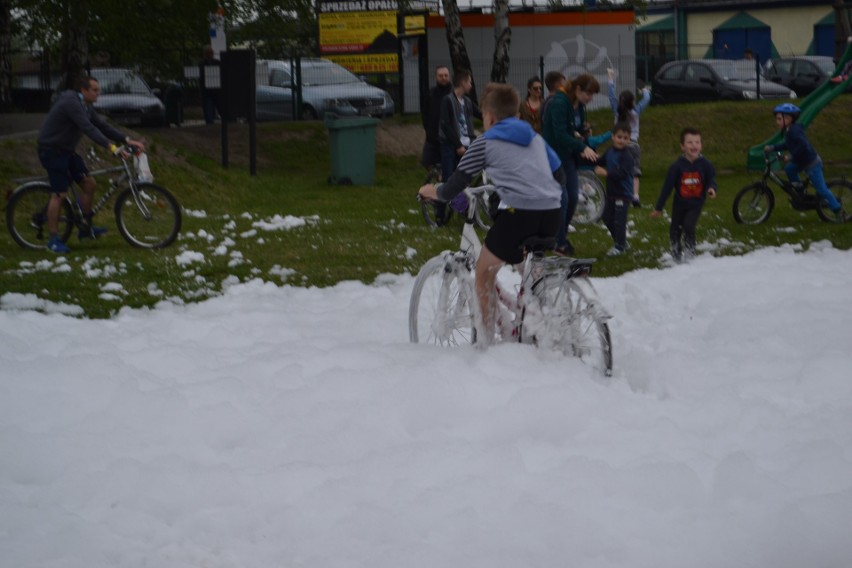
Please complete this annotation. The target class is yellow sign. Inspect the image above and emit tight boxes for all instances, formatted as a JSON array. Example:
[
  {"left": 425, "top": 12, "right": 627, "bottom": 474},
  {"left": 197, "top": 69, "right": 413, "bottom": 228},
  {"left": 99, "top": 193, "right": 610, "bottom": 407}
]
[
  {"left": 403, "top": 14, "right": 426, "bottom": 35},
  {"left": 326, "top": 53, "right": 399, "bottom": 73},
  {"left": 319, "top": 11, "right": 397, "bottom": 54}
]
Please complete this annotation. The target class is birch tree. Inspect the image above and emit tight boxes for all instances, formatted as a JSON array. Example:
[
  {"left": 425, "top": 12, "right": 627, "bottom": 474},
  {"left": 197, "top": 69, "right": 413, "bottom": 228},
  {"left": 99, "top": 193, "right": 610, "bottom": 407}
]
[{"left": 490, "top": 0, "right": 510, "bottom": 83}]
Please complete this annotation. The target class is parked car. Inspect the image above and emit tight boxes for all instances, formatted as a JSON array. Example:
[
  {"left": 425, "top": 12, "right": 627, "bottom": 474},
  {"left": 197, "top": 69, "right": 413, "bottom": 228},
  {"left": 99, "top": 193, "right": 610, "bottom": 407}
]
[
  {"left": 90, "top": 68, "right": 166, "bottom": 127},
  {"left": 255, "top": 58, "right": 395, "bottom": 121},
  {"left": 651, "top": 59, "right": 796, "bottom": 105},
  {"left": 764, "top": 55, "right": 846, "bottom": 97}
]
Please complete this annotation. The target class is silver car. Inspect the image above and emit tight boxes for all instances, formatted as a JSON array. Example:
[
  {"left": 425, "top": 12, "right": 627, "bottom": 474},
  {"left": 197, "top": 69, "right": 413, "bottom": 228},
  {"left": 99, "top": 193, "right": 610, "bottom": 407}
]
[
  {"left": 90, "top": 68, "right": 166, "bottom": 127},
  {"left": 256, "top": 58, "right": 394, "bottom": 121}
]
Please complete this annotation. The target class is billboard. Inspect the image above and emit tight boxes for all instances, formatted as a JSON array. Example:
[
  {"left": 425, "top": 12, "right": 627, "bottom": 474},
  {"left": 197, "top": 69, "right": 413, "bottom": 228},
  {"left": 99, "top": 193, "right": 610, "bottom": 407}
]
[{"left": 318, "top": 0, "right": 399, "bottom": 73}]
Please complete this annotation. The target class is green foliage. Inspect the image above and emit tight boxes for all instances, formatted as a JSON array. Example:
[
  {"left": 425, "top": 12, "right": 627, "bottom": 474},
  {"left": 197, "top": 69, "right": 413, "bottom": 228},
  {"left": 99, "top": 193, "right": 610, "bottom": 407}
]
[{"left": 1, "top": 98, "right": 851, "bottom": 319}]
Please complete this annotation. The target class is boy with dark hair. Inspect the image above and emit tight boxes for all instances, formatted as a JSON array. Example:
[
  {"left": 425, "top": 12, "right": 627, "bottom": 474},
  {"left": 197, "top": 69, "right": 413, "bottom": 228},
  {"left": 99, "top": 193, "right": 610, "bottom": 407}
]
[
  {"left": 437, "top": 68, "right": 479, "bottom": 220},
  {"left": 419, "top": 83, "right": 565, "bottom": 342},
  {"left": 651, "top": 127, "right": 718, "bottom": 263},
  {"left": 594, "top": 122, "right": 634, "bottom": 256},
  {"left": 764, "top": 103, "right": 845, "bottom": 221}
]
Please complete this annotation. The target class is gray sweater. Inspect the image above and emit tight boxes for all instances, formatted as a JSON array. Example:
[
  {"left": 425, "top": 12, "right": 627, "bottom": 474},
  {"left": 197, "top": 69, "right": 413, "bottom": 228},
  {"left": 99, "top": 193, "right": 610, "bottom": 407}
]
[{"left": 37, "top": 91, "right": 126, "bottom": 152}]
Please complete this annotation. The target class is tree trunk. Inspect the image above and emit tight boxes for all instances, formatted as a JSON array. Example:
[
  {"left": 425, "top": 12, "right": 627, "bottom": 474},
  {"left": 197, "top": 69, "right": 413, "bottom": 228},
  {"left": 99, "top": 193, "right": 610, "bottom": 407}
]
[
  {"left": 61, "top": 0, "right": 89, "bottom": 91},
  {"left": 0, "top": 0, "right": 11, "bottom": 111},
  {"left": 490, "top": 0, "right": 511, "bottom": 83},
  {"left": 441, "top": 0, "right": 477, "bottom": 100}
]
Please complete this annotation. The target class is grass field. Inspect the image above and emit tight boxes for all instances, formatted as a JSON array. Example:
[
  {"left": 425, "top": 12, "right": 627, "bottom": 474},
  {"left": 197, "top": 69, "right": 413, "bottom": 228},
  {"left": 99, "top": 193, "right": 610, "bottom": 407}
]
[{"left": 1, "top": 97, "right": 851, "bottom": 318}]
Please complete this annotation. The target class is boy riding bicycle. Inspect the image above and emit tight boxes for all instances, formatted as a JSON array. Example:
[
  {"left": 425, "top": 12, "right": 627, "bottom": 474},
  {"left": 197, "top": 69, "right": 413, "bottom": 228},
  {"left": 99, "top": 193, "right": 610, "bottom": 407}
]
[{"left": 419, "top": 83, "right": 565, "bottom": 343}]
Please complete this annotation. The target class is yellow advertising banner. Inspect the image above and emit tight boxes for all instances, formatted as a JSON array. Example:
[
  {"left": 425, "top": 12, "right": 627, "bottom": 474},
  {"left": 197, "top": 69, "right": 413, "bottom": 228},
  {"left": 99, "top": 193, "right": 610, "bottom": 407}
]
[
  {"left": 325, "top": 53, "right": 399, "bottom": 74},
  {"left": 319, "top": 11, "right": 397, "bottom": 54}
]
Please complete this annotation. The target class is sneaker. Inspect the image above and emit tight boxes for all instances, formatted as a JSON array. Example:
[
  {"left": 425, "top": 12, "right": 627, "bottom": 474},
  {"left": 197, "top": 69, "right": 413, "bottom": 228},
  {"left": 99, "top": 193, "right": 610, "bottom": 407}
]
[
  {"left": 632, "top": 199, "right": 642, "bottom": 208},
  {"left": 606, "top": 246, "right": 625, "bottom": 256},
  {"left": 47, "top": 235, "right": 70, "bottom": 254},
  {"left": 553, "top": 240, "right": 575, "bottom": 257},
  {"left": 79, "top": 226, "right": 108, "bottom": 240}
]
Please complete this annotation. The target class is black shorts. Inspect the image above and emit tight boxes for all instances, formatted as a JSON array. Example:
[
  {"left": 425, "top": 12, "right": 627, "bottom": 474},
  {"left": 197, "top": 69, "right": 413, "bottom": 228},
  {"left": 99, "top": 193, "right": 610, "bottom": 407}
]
[
  {"left": 38, "top": 147, "right": 89, "bottom": 194},
  {"left": 484, "top": 207, "right": 561, "bottom": 265}
]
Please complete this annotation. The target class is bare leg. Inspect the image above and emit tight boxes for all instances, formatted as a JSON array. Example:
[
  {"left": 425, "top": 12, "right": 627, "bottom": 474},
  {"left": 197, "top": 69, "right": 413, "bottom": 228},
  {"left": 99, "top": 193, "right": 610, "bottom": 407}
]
[
  {"left": 475, "top": 245, "right": 504, "bottom": 344},
  {"left": 47, "top": 192, "right": 66, "bottom": 234},
  {"left": 77, "top": 176, "right": 97, "bottom": 216},
  {"left": 633, "top": 177, "right": 640, "bottom": 202}
]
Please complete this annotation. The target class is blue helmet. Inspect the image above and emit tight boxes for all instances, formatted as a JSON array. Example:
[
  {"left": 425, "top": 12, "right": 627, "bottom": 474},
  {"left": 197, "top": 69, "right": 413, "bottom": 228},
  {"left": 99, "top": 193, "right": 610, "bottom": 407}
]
[{"left": 773, "top": 103, "right": 801, "bottom": 115}]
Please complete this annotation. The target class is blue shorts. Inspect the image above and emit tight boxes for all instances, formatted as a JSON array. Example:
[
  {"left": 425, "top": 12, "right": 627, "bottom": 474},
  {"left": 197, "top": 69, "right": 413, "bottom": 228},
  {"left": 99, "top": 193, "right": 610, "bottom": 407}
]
[{"left": 38, "top": 147, "right": 89, "bottom": 194}]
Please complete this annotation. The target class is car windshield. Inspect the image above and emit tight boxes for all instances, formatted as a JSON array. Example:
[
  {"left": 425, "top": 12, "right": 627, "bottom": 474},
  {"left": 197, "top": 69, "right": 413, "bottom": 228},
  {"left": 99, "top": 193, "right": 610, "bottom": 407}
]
[
  {"left": 93, "top": 70, "right": 152, "bottom": 95},
  {"left": 302, "top": 64, "right": 360, "bottom": 86},
  {"left": 709, "top": 61, "right": 763, "bottom": 81}
]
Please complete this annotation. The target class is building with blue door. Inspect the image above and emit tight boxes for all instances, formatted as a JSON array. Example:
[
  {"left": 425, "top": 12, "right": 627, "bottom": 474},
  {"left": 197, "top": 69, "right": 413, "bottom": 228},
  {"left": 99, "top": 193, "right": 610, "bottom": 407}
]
[{"left": 636, "top": 0, "right": 851, "bottom": 81}]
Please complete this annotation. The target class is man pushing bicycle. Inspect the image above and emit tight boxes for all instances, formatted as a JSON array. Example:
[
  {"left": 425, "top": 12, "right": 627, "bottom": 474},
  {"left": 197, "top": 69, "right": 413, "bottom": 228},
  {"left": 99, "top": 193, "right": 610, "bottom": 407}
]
[{"left": 37, "top": 75, "right": 146, "bottom": 253}]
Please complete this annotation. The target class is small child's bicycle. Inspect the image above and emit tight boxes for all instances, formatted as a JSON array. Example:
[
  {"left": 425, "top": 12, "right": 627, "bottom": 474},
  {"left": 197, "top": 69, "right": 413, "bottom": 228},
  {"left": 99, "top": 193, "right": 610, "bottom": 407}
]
[
  {"left": 733, "top": 151, "right": 852, "bottom": 224},
  {"left": 6, "top": 146, "right": 182, "bottom": 250},
  {"left": 410, "top": 185, "right": 613, "bottom": 376}
]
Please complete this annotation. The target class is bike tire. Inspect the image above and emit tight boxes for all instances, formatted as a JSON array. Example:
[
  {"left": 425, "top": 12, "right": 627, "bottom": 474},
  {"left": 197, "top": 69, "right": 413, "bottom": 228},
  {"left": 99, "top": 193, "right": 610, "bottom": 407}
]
[
  {"left": 575, "top": 170, "right": 606, "bottom": 224},
  {"left": 816, "top": 179, "right": 852, "bottom": 223},
  {"left": 409, "top": 255, "right": 477, "bottom": 347},
  {"left": 527, "top": 274, "right": 613, "bottom": 376},
  {"left": 733, "top": 182, "right": 775, "bottom": 225},
  {"left": 114, "top": 182, "right": 182, "bottom": 249},
  {"left": 6, "top": 182, "right": 74, "bottom": 250}
]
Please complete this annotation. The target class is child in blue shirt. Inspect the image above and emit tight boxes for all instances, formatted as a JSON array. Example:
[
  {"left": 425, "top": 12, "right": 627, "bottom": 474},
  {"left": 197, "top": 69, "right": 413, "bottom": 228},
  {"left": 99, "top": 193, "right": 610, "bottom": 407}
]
[
  {"left": 594, "top": 122, "right": 634, "bottom": 255},
  {"left": 764, "top": 103, "right": 845, "bottom": 221}
]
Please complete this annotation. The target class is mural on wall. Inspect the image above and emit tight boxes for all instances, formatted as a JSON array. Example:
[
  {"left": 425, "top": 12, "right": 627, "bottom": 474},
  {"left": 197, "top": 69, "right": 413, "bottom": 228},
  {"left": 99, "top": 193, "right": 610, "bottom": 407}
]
[{"left": 544, "top": 35, "right": 630, "bottom": 110}]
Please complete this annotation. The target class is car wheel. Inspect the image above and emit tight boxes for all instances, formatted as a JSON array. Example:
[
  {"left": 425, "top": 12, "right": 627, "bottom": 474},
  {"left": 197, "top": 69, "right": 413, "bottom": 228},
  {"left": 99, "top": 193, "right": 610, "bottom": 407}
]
[{"left": 301, "top": 106, "right": 318, "bottom": 120}]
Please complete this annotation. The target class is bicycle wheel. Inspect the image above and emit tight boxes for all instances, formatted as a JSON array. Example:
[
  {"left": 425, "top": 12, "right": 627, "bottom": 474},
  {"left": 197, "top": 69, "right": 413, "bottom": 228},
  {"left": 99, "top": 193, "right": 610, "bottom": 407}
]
[
  {"left": 409, "top": 255, "right": 477, "bottom": 347},
  {"left": 575, "top": 170, "right": 605, "bottom": 224},
  {"left": 6, "top": 182, "right": 74, "bottom": 250},
  {"left": 420, "top": 166, "right": 453, "bottom": 228},
  {"left": 816, "top": 179, "right": 852, "bottom": 223},
  {"left": 527, "top": 274, "right": 613, "bottom": 376},
  {"left": 114, "top": 183, "right": 181, "bottom": 249},
  {"left": 733, "top": 182, "right": 775, "bottom": 224}
]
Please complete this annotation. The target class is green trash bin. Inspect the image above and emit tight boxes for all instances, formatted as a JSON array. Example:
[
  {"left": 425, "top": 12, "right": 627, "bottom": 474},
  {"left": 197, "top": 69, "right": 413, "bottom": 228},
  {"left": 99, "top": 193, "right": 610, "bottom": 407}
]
[{"left": 325, "top": 113, "right": 380, "bottom": 185}]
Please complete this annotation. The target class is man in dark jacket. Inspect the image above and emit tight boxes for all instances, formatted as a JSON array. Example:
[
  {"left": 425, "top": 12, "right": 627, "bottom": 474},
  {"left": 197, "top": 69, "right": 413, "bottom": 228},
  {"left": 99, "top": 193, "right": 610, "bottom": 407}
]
[
  {"left": 438, "top": 68, "right": 479, "bottom": 183},
  {"left": 421, "top": 66, "right": 451, "bottom": 169},
  {"left": 37, "top": 75, "right": 146, "bottom": 253}
]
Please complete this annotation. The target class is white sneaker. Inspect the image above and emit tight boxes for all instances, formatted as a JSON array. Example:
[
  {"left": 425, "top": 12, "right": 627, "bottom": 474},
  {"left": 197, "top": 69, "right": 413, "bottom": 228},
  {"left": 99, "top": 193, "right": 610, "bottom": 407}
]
[{"left": 606, "top": 246, "right": 624, "bottom": 256}]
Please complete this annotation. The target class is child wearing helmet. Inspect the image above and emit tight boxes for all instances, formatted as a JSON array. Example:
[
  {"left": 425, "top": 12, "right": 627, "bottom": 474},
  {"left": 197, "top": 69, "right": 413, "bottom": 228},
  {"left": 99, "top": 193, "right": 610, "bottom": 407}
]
[{"left": 764, "top": 103, "right": 845, "bottom": 221}]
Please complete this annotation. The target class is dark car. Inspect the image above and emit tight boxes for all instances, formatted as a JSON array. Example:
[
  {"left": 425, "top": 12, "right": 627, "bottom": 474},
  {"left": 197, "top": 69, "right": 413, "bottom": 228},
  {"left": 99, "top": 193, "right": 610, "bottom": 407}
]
[
  {"left": 764, "top": 56, "right": 846, "bottom": 97},
  {"left": 90, "top": 68, "right": 166, "bottom": 127},
  {"left": 651, "top": 59, "right": 796, "bottom": 105}
]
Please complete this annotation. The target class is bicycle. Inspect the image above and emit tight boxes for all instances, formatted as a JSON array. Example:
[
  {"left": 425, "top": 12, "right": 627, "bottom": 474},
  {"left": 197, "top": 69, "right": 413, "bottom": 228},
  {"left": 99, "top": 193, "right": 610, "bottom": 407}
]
[
  {"left": 733, "top": 151, "right": 852, "bottom": 224},
  {"left": 420, "top": 167, "right": 605, "bottom": 229},
  {"left": 410, "top": 185, "right": 613, "bottom": 376},
  {"left": 6, "top": 146, "right": 182, "bottom": 250},
  {"left": 576, "top": 170, "right": 606, "bottom": 224},
  {"left": 420, "top": 165, "right": 494, "bottom": 230}
]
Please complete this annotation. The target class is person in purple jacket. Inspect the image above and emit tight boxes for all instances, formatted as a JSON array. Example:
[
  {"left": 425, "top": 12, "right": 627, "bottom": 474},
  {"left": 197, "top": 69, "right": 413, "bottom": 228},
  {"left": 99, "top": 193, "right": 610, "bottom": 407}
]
[
  {"left": 764, "top": 103, "right": 845, "bottom": 222},
  {"left": 651, "top": 127, "right": 717, "bottom": 263},
  {"left": 37, "top": 75, "right": 146, "bottom": 253}
]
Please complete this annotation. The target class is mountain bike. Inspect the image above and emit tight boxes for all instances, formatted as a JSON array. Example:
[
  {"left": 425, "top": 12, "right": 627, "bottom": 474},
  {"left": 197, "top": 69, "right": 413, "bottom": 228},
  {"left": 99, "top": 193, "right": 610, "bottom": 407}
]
[
  {"left": 410, "top": 185, "right": 613, "bottom": 376},
  {"left": 6, "top": 147, "right": 182, "bottom": 250},
  {"left": 733, "top": 151, "right": 852, "bottom": 224}
]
